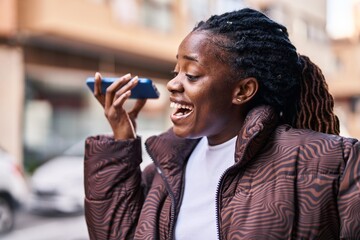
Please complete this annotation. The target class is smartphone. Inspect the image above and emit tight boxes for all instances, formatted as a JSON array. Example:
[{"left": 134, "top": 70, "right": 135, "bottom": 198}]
[{"left": 86, "top": 77, "right": 160, "bottom": 99}]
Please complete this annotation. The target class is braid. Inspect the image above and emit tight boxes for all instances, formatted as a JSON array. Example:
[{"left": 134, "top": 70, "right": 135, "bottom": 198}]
[
  {"left": 193, "top": 8, "right": 340, "bottom": 135},
  {"left": 296, "top": 55, "right": 340, "bottom": 134}
]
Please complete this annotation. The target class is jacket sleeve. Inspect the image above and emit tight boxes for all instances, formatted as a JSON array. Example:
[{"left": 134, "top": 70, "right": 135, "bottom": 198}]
[
  {"left": 84, "top": 135, "right": 145, "bottom": 240},
  {"left": 338, "top": 138, "right": 360, "bottom": 239}
]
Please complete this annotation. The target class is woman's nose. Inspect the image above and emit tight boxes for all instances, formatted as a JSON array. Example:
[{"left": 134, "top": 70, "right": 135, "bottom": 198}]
[{"left": 167, "top": 75, "right": 184, "bottom": 93}]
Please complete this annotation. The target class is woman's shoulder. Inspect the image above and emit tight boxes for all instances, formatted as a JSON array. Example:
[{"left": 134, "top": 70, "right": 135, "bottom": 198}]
[
  {"left": 274, "top": 124, "right": 358, "bottom": 144},
  {"left": 273, "top": 125, "right": 359, "bottom": 162},
  {"left": 266, "top": 125, "right": 359, "bottom": 175}
]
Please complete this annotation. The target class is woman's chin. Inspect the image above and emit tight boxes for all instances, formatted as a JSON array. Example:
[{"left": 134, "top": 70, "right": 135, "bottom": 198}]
[
  {"left": 172, "top": 127, "right": 201, "bottom": 140},
  {"left": 172, "top": 128, "right": 188, "bottom": 138}
]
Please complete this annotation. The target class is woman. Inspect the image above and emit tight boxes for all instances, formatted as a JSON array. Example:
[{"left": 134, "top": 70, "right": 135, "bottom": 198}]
[{"left": 84, "top": 8, "right": 360, "bottom": 240}]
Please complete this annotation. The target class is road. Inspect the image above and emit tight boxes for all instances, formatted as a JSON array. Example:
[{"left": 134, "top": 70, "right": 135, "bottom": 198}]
[{"left": 2, "top": 210, "right": 89, "bottom": 240}]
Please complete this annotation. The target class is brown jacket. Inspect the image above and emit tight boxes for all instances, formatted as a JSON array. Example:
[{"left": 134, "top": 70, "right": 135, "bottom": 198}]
[{"left": 84, "top": 106, "right": 360, "bottom": 240}]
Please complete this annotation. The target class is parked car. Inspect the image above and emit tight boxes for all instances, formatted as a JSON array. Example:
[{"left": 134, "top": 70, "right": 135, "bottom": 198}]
[
  {"left": 0, "top": 146, "right": 29, "bottom": 235},
  {"left": 29, "top": 141, "right": 85, "bottom": 214},
  {"left": 28, "top": 130, "right": 159, "bottom": 215}
]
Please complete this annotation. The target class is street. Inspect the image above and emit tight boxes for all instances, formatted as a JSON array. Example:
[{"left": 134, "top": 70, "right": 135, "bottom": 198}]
[{"left": 2, "top": 210, "right": 88, "bottom": 240}]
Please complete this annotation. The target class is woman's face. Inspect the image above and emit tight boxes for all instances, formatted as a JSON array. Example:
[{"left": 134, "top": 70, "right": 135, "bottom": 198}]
[{"left": 167, "top": 31, "right": 243, "bottom": 145}]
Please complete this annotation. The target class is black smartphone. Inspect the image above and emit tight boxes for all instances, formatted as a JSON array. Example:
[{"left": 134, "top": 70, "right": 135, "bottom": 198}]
[{"left": 86, "top": 77, "right": 160, "bottom": 99}]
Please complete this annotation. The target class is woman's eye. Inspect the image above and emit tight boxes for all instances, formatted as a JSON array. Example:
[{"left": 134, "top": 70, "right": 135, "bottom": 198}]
[{"left": 186, "top": 74, "right": 199, "bottom": 81}]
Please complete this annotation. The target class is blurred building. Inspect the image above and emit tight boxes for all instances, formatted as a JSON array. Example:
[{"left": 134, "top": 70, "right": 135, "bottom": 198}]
[
  {"left": 247, "top": 0, "right": 360, "bottom": 137},
  {"left": 0, "top": 0, "right": 359, "bottom": 168}
]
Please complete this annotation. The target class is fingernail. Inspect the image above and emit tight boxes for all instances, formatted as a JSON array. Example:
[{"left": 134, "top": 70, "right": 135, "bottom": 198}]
[
  {"left": 124, "top": 73, "right": 131, "bottom": 79},
  {"left": 95, "top": 72, "right": 101, "bottom": 79}
]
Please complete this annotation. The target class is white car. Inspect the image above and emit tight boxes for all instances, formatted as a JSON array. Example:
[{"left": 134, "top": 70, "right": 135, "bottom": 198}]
[
  {"left": 0, "top": 147, "right": 29, "bottom": 235},
  {"left": 29, "top": 141, "right": 85, "bottom": 214}
]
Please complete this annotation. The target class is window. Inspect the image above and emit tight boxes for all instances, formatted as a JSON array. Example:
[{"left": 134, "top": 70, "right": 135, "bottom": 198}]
[{"left": 140, "top": 0, "right": 174, "bottom": 32}]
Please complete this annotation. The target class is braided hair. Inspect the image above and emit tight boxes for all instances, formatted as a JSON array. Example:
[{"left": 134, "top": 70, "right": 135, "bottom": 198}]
[{"left": 193, "top": 8, "right": 339, "bottom": 135}]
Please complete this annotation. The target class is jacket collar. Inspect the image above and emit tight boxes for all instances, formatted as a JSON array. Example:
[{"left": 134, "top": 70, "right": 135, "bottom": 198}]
[
  {"left": 145, "top": 129, "right": 199, "bottom": 200},
  {"left": 145, "top": 105, "right": 279, "bottom": 175},
  {"left": 145, "top": 129, "right": 199, "bottom": 175},
  {"left": 234, "top": 105, "right": 279, "bottom": 167}
]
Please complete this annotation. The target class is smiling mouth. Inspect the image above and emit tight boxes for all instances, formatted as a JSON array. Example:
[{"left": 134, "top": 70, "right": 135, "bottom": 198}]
[{"left": 170, "top": 102, "right": 194, "bottom": 117}]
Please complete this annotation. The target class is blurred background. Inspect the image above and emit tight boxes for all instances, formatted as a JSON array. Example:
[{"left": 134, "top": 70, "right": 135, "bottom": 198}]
[{"left": 0, "top": 0, "right": 359, "bottom": 239}]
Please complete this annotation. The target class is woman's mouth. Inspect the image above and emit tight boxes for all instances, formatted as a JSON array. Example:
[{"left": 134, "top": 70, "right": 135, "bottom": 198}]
[{"left": 170, "top": 101, "right": 194, "bottom": 118}]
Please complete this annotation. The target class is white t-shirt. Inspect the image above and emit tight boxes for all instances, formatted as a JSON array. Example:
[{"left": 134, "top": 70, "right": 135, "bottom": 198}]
[{"left": 175, "top": 136, "right": 237, "bottom": 240}]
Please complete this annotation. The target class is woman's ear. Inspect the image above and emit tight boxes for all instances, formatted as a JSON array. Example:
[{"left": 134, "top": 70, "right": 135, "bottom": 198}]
[{"left": 232, "top": 77, "right": 259, "bottom": 105}]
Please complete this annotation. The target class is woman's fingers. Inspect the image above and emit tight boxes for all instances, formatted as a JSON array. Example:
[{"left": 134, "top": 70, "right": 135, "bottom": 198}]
[
  {"left": 92, "top": 72, "right": 145, "bottom": 140},
  {"left": 107, "top": 73, "right": 132, "bottom": 92},
  {"left": 112, "top": 90, "right": 131, "bottom": 107},
  {"left": 104, "top": 74, "right": 133, "bottom": 110},
  {"left": 94, "top": 72, "right": 105, "bottom": 107},
  {"left": 94, "top": 72, "right": 102, "bottom": 96}
]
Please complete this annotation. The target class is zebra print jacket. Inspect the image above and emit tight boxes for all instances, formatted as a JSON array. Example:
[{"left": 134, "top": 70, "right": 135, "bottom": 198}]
[{"left": 84, "top": 105, "right": 360, "bottom": 240}]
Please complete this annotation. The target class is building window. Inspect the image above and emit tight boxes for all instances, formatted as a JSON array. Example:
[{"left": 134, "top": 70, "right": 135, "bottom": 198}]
[
  {"left": 212, "top": 0, "right": 247, "bottom": 15},
  {"left": 109, "top": 0, "right": 140, "bottom": 25},
  {"left": 292, "top": 18, "right": 327, "bottom": 42},
  {"left": 140, "top": 0, "right": 174, "bottom": 32}
]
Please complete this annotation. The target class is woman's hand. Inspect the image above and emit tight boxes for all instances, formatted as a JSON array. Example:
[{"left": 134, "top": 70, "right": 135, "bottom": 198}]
[{"left": 93, "top": 72, "right": 147, "bottom": 140}]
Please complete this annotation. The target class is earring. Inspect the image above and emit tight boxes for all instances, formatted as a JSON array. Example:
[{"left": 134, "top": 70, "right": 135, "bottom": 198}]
[{"left": 236, "top": 98, "right": 242, "bottom": 102}]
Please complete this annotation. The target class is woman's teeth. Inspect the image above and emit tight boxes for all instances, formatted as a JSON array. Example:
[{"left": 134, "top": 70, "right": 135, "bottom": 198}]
[
  {"left": 170, "top": 102, "right": 193, "bottom": 110},
  {"left": 170, "top": 102, "right": 193, "bottom": 116}
]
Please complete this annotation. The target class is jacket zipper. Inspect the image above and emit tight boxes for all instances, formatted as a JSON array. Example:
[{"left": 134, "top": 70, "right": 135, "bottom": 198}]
[
  {"left": 215, "top": 165, "right": 236, "bottom": 240},
  {"left": 157, "top": 167, "right": 177, "bottom": 240},
  {"left": 215, "top": 133, "right": 257, "bottom": 240},
  {"left": 145, "top": 144, "right": 179, "bottom": 240}
]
